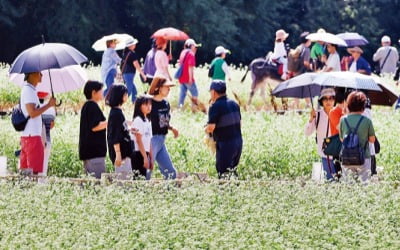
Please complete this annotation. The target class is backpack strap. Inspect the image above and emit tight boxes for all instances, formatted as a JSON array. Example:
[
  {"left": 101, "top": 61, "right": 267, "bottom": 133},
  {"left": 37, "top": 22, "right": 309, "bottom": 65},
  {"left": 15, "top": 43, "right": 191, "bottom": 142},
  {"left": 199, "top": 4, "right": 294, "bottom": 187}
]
[
  {"left": 380, "top": 48, "right": 392, "bottom": 70},
  {"left": 344, "top": 116, "right": 364, "bottom": 133},
  {"left": 354, "top": 116, "right": 364, "bottom": 134}
]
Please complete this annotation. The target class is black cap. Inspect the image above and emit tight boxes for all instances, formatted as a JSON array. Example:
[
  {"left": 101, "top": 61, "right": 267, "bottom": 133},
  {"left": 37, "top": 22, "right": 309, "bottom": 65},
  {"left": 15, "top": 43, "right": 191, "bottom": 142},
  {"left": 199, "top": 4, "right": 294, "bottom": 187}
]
[{"left": 209, "top": 80, "right": 226, "bottom": 92}]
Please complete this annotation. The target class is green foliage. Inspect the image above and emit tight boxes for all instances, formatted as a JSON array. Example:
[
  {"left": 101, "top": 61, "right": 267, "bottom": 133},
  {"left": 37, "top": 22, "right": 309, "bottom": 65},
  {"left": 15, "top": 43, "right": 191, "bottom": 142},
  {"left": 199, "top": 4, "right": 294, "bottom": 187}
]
[{"left": 0, "top": 181, "right": 399, "bottom": 248}]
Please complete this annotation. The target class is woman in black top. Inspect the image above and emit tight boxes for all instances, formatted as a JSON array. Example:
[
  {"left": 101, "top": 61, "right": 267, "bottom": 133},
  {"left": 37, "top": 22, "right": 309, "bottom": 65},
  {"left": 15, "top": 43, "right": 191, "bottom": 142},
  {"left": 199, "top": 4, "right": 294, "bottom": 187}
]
[
  {"left": 121, "top": 37, "right": 146, "bottom": 103},
  {"left": 79, "top": 81, "right": 108, "bottom": 179},
  {"left": 148, "top": 77, "right": 179, "bottom": 179},
  {"left": 105, "top": 84, "right": 133, "bottom": 174}
]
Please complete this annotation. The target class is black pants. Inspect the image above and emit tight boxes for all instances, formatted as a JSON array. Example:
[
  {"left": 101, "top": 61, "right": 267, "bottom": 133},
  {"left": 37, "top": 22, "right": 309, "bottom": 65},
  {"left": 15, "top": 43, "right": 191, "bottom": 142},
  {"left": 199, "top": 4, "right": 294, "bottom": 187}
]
[
  {"left": 131, "top": 151, "right": 149, "bottom": 179},
  {"left": 216, "top": 137, "right": 243, "bottom": 179}
]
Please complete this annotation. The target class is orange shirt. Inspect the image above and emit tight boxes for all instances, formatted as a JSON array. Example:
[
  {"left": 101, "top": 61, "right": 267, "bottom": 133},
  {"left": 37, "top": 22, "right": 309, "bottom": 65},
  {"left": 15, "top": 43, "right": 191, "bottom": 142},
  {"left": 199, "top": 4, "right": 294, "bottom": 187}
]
[{"left": 329, "top": 106, "right": 343, "bottom": 135}]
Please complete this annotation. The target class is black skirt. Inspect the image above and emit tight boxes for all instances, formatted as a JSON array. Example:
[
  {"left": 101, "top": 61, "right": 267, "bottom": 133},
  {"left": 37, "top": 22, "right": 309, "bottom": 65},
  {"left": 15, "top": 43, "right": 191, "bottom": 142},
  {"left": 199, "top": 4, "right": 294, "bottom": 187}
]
[{"left": 131, "top": 151, "right": 150, "bottom": 178}]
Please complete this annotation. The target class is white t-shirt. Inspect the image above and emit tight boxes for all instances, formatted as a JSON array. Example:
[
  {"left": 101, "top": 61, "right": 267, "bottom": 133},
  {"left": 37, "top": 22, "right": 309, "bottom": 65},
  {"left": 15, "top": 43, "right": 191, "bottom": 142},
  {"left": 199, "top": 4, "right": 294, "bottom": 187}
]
[
  {"left": 132, "top": 116, "right": 152, "bottom": 152},
  {"left": 21, "top": 84, "right": 42, "bottom": 136},
  {"left": 349, "top": 61, "right": 357, "bottom": 72},
  {"left": 326, "top": 52, "right": 341, "bottom": 71}
]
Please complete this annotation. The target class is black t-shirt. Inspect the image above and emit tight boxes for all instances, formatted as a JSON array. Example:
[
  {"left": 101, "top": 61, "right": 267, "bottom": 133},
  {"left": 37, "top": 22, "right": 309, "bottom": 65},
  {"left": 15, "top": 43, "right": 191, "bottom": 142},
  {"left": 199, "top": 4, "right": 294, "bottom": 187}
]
[
  {"left": 122, "top": 49, "right": 139, "bottom": 74},
  {"left": 107, "top": 107, "right": 133, "bottom": 164},
  {"left": 79, "top": 101, "right": 107, "bottom": 160},
  {"left": 150, "top": 99, "right": 171, "bottom": 135},
  {"left": 208, "top": 96, "right": 242, "bottom": 141}
]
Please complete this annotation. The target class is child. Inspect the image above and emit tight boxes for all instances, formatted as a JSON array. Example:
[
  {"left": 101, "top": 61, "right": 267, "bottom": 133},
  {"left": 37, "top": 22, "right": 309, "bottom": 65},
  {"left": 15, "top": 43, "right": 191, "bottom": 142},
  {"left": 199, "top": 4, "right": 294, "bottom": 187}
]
[
  {"left": 209, "top": 46, "right": 231, "bottom": 81},
  {"left": 148, "top": 77, "right": 178, "bottom": 179},
  {"left": 131, "top": 95, "right": 153, "bottom": 180},
  {"left": 38, "top": 92, "right": 56, "bottom": 176},
  {"left": 272, "top": 29, "right": 289, "bottom": 80},
  {"left": 79, "top": 81, "right": 108, "bottom": 179},
  {"left": 106, "top": 84, "right": 133, "bottom": 175}
]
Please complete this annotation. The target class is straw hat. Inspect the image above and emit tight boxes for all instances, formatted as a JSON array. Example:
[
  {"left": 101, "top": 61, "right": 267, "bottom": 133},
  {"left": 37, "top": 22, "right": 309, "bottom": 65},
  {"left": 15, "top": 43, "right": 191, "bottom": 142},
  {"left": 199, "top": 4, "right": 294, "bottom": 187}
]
[
  {"left": 347, "top": 46, "right": 363, "bottom": 54},
  {"left": 148, "top": 77, "right": 176, "bottom": 95}
]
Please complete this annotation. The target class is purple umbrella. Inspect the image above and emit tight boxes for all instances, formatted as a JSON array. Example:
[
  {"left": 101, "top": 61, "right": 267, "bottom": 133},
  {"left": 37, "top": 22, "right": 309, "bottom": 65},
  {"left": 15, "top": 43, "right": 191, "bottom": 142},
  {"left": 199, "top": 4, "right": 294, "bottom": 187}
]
[
  {"left": 336, "top": 32, "right": 369, "bottom": 47},
  {"left": 9, "top": 43, "right": 87, "bottom": 74}
]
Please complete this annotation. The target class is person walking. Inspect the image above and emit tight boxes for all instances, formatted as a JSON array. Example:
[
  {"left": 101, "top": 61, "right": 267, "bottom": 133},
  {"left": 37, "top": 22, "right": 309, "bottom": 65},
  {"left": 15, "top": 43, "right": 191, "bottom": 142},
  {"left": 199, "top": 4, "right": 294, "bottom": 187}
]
[
  {"left": 346, "top": 47, "right": 371, "bottom": 75},
  {"left": 305, "top": 88, "right": 336, "bottom": 180},
  {"left": 106, "top": 84, "right": 133, "bottom": 175},
  {"left": 209, "top": 46, "right": 231, "bottom": 81},
  {"left": 131, "top": 95, "right": 153, "bottom": 180},
  {"left": 148, "top": 77, "right": 178, "bottom": 179},
  {"left": 121, "top": 37, "right": 147, "bottom": 103},
  {"left": 339, "top": 91, "right": 375, "bottom": 182},
  {"left": 101, "top": 39, "right": 122, "bottom": 97},
  {"left": 154, "top": 38, "right": 172, "bottom": 81},
  {"left": 79, "top": 81, "right": 108, "bottom": 179},
  {"left": 19, "top": 72, "right": 56, "bottom": 175},
  {"left": 143, "top": 40, "right": 157, "bottom": 84},
  {"left": 178, "top": 38, "right": 201, "bottom": 108},
  {"left": 205, "top": 80, "right": 242, "bottom": 179},
  {"left": 373, "top": 35, "right": 399, "bottom": 77}
]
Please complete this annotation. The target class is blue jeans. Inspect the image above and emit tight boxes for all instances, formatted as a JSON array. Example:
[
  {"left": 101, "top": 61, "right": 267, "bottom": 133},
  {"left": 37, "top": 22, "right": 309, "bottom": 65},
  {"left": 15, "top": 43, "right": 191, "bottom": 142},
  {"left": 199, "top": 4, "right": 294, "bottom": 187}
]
[
  {"left": 150, "top": 135, "right": 177, "bottom": 179},
  {"left": 104, "top": 68, "right": 117, "bottom": 97},
  {"left": 321, "top": 157, "right": 335, "bottom": 180},
  {"left": 179, "top": 83, "right": 199, "bottom": 107},
  {"left": 123, "top": 73, "right": 137, "bottom": 103}
]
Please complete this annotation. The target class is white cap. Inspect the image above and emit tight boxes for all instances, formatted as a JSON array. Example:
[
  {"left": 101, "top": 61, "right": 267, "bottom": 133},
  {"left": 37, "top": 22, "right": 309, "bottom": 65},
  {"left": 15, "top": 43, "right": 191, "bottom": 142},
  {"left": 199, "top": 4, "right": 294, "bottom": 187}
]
[
  {"left": 125, "top": 37, "right": 138, "bottom": 47},
  {"left": 215, "top": 46, "right": 230, "bottom": 55},
  {"left": 319, "top": 88, "right": 335, "bottom": 100},
  {"left": 381, "top": 35, "right": 391, "bottom": 43},
  {"left": 185, "top": 38, "right": 201, "bottom": 47}
]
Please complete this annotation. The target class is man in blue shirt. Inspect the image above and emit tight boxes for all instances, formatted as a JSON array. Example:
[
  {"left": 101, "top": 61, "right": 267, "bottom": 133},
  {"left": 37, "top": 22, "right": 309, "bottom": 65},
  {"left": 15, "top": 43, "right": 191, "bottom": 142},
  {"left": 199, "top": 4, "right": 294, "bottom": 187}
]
[{"left": 205, "top": 80, "right": 242, "bottom": 179}]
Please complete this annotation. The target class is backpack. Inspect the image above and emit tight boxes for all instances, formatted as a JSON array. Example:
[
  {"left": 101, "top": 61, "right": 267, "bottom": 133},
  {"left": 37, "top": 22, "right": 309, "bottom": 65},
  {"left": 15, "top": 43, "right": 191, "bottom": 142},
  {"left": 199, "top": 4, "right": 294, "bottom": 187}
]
[
  {"left": 287, "top": 45, "right": 304, "bottom": 73},
  {"left": 340, "top": 116, "right": 366, "bottom": 165}
]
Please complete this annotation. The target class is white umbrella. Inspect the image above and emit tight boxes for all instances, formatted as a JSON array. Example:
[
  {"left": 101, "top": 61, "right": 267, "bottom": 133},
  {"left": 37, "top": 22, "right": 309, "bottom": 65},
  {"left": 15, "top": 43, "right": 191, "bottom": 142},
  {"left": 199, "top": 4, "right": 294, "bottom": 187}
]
[
  {"left": 313, "top": 71, "right": 382, "bottom": 91},
  {"left": 9, "top": 65, "right": 88, "bottom": 94},
  {"left": 92, "top": 33, "right": 133, "bottom": 51},
  {"left": 306, "top": 32, "right": 347, "bottom": 46}
]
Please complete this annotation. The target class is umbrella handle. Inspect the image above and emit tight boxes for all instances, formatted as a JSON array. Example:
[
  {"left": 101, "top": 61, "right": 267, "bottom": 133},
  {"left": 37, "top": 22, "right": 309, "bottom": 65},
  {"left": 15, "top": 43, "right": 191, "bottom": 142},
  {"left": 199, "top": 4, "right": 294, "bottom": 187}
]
[{"left": 56, "top": 99, "right": 62, "bottom": 107}]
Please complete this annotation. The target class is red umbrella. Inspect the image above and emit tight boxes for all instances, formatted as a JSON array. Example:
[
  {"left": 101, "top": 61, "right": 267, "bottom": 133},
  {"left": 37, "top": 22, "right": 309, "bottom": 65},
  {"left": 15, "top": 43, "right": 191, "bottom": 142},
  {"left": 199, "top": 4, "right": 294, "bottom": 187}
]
[
  {"left": 151, "top": 27, "right": 190, "bottom": 60},
  {"left": 151, "top": 27, "right": 189, "bottom": 41}
]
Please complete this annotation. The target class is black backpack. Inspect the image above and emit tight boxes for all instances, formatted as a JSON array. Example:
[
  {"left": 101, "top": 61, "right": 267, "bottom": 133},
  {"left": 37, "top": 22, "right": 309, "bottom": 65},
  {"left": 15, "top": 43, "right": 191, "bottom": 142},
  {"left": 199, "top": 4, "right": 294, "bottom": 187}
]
[{"left": 340, "top": 116, "right": 366, "bottom": 165}]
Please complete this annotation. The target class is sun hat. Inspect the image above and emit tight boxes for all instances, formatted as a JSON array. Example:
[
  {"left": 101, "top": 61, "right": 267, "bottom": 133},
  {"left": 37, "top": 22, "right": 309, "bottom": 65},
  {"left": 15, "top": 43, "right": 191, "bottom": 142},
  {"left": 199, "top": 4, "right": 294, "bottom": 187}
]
[
  {"left": 215, "top": 46, "right": 231, "bottom": 55},
  {"left": 148, "top": 77, "right": 176, "bottom": 95},
  {"left": 318, "top": 88, "right": 336, "bottom": 100},
  {"left": 275, "top": 29, "right": 289, "bottom": 40},
  {"left": 185, "top": 38, "right": 202, "bottom": 47},
  {"left": 347, "top": 46, "right": 363, "bottom": 54},
  {"left": 381, "top": 35, "right": 391, "bottom": 43},
  {"left": 125, "top": 37, "right": 138, "bottom": 47},
  {"left": 209, "top": 80, "right": 226, "bottom": 92}
]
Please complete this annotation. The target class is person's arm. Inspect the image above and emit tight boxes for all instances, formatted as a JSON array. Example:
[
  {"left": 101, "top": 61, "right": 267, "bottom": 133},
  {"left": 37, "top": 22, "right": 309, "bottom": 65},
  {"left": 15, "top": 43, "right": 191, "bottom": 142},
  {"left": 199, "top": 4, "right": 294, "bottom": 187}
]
[
  {"left": 112, "top": 50, "right": 122, "bottom": 64},
  {"left": 168, "top": 126, "right": 179, "bottom": 138},
  {"left": 368, "top": 120, "right": 376, "bottom": 143},
  {"left": 25, "top": 98, "right": 56, "bottom": 118},
  {"left": 113, "top": 143, "right": 122, "bottom": 167},
  {"left": 205, "top": 124, "right": 216, "bottom": 133},
  {"left": 222, "top": 62, "right": 231, "bottom": 81},
  {"left": 92, "top": 121, "right": 107, "bottom": 132},
  {"left": 133, "top": 60, "right": 147, "bottom": 81},
  {"left": 134, "top": 133, "right": 149, "bottom": 169},
  {"left": 304, "top": 109, "right": 317, "bottom": 136},
  {"left": 188, "top": 66, "right": 194, "bottom": 84}
]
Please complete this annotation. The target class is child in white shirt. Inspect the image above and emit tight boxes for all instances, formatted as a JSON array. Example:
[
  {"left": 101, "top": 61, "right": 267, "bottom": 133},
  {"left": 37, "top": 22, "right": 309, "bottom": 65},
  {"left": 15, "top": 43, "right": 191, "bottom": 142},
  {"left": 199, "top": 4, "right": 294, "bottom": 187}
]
[{"left": 131, "top": 95, "right": 153, "bottom": 179}]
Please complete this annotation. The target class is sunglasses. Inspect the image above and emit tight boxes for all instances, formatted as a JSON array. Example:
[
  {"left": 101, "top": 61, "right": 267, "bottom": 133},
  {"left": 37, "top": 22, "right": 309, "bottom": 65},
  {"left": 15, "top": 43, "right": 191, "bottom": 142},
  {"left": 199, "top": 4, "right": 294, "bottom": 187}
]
[{"left": 322, "top": 96, "right": 335, "bottom": 101}]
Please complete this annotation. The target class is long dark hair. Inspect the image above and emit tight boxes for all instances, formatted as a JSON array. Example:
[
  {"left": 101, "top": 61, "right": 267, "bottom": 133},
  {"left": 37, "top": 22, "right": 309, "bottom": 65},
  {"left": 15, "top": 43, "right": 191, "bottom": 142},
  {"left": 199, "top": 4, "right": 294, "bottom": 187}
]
[
  {"left": 133, "top": 95, "right": 152, "bottom": 121},
  {"left": 105, "top": 84, "right": 128, "bottom": 107}
]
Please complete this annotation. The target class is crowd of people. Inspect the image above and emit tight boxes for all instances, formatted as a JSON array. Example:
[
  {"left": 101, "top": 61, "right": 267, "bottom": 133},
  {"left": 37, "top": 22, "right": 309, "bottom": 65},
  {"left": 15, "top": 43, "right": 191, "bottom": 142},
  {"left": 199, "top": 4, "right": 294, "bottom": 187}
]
[{"left": 18, "top": 27, "right": 400, "bottom": 182}]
